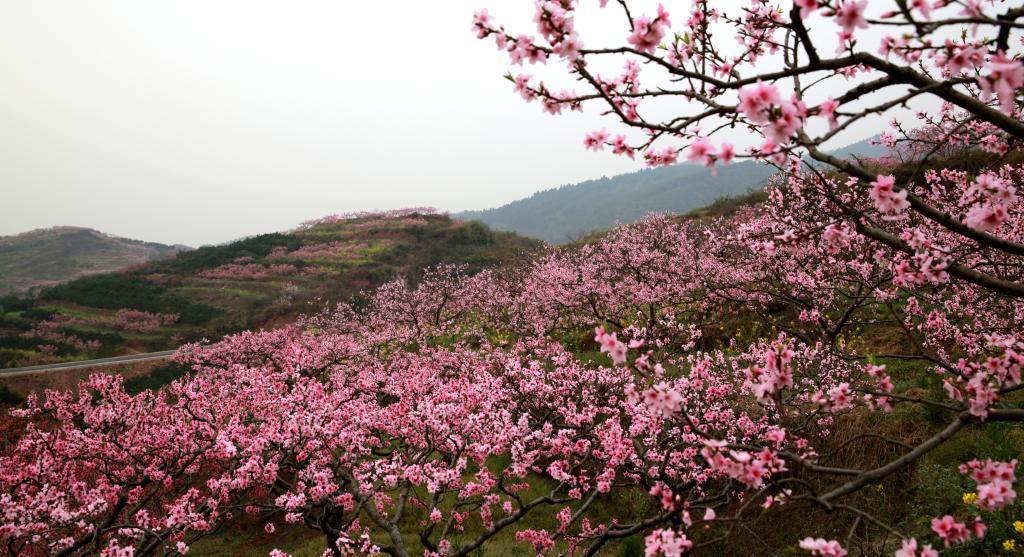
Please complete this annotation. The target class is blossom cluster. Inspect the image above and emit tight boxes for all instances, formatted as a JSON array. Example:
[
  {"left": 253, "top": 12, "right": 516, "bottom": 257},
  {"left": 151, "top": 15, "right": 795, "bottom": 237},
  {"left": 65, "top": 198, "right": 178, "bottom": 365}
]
[
  {"left": 198, "top": 262, "right": 309, "bottom": 280},
  {"left": 298, "top": 208, "right": 440, "bottom": 229}
]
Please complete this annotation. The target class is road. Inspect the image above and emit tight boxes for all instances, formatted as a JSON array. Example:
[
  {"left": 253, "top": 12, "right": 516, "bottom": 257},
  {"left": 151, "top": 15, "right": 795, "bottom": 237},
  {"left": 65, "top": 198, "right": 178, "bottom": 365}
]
[{"left": 0, "top": 350, "right": 178, "bottom": 378}]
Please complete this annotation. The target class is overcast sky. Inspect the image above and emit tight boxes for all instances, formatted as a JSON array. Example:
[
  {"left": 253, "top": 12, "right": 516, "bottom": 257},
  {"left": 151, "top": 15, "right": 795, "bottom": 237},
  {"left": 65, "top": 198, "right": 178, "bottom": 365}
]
[{"left": 0, "top": 1, "right": 883, "bottom": 246}]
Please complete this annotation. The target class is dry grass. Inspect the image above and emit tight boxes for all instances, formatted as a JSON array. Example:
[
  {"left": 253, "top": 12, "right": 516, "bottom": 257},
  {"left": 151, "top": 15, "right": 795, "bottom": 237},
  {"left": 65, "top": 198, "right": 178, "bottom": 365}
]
[{"left": 0, "top": 358, "right": 165, "bottom": 398}]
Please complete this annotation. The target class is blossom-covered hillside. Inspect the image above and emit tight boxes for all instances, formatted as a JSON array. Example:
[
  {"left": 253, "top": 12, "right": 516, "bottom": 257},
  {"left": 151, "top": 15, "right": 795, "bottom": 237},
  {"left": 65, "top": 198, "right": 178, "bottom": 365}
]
[{"left": 0, "top": 210, "right": 540, "bottom": 369}]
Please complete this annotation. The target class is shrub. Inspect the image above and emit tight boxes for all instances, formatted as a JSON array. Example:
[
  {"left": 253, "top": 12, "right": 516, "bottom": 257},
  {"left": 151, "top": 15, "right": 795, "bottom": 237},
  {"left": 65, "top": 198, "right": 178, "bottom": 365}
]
[{"left": 40, "top": 274, "right": 167, "bottom": 312}]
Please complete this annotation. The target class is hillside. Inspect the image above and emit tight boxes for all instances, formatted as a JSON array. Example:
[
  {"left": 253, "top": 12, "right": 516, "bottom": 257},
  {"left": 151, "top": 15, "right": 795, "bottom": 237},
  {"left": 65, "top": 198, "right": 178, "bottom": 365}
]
[
  {"left": 0, "top": 211, "right": 540, "bottom": 369},
  {"left": 0, "top": 227, "right": 189, "bottom": 296},
  {"left": 459, "top": 137, "right": 886, "bottom": 243}
]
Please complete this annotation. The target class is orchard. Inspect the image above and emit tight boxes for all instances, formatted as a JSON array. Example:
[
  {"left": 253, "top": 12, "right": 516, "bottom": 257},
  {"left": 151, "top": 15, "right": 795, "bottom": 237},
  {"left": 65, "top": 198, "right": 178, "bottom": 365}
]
[{"left": 3, "top": 0, "right": 1024, "bottom": 555}]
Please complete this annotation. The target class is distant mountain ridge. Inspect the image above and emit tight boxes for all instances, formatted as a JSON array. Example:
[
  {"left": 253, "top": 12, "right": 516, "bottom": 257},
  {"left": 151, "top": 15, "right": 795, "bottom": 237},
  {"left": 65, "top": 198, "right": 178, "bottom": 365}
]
[
  {"left": 459, "top": 137, "right": 886, "bottom": 243},
  {"left": 0, "top": 227, "right": 190, "bottom": 295}
]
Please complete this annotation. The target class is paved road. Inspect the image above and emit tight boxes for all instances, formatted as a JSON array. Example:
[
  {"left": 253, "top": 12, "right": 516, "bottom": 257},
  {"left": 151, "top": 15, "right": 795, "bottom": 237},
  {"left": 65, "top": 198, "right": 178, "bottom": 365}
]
[{"left": 0, "top": 350, "right": 178, "bottom": 378}]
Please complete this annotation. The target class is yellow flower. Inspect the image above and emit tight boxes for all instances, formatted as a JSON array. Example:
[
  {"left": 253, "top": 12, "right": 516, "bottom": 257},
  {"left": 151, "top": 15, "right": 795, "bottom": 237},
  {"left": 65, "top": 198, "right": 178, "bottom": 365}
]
[
  {"left": 1015, "top": 520, "right": 1024, "bottom": 535},
  {"left": 962, "top": 492, "right": 978, "bottom": 505},
  {"left": 1005, "top": 539, "right": 1018, "bottom": 552}
]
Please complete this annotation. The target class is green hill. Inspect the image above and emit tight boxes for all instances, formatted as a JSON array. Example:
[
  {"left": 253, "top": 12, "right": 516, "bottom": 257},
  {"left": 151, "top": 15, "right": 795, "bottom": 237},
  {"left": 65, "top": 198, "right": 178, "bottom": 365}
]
[
  {"left": 0, "top": 227, "right": 189, "bottom": 296},
  {"left": 458, "top": 138, "right": 885, "bottom": 243},
  {"left": 0, "top": 212, "right": 540, "bottom": 368}
]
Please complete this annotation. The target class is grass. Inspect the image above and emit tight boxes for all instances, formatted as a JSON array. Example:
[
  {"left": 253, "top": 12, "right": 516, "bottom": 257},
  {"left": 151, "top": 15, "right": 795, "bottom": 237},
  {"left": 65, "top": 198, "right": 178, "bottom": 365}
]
[
  {"left": 0, "top": 385, "right": 24, "bottom": 405},
  {"left": 178, "top": 285, "right": 271, "bottom": 303},
  {"left": 123, "top": 361, "right": 192, "bottom": 394},
  {"left": 189, "top": 466, "right": 652, "bottom": 557},
  {"left": 189, "top": 527, "right": 323, "bottom": 557}
]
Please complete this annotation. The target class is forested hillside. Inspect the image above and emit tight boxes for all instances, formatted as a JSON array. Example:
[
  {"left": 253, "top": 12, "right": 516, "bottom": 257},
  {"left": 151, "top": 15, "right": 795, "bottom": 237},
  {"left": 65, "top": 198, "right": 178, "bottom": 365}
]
[{"left": 459, "top": 139, "right": 884, "bottom": 243}]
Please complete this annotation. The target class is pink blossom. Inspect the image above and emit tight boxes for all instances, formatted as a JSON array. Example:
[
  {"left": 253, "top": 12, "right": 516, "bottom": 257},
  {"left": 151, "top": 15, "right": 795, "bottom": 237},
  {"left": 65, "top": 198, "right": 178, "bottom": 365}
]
[
  {"left": 962, "top": 459, "right": 1018, "bottom": 510},
  {"left": 471, "top": 9, "right": 491, "bottom": 38},
  {"left": 612, "top": 135, "right": 635, "bottom": 158},
  {"left": 719, "top": 143, "right": 735, "bottom": 165},
  {"left": 794, "top": 0, "right": 819, "bottom": 19},
  {"left": 972, "top": 172, "right": 1017, "bottom": 205},
  {"left": 964, "top": 203, "right": 1008, "bottom": 232},
  {"left": 821, "top": 223, "right": 852, "bottom": 253},
  {"left": 978, "top": 479, "right": 1016, "bottom": 509},
  {"left": 513, "top": 74, "right": 535, "bottom": 102},
  {"left": 826, "top": 382, "right": 853, "bottom": 411},
  {"left": 553, "top": 33, "right": 583, "bottom": 62},
  {"left": 641, "top": 382, "right": 684, "bottom": 417},
  {"left": 940, "top": 41, "right": 985, "bottom": 75},
  {"left": 645, "top": 528, "right": 693, "bottom": 556},
  {"left": 909, "top": 0, "right": 931, "bottom": 18},
  {"left": 595, "top": 326, "right": 628, "bottom": 365},
  {"left": 687, "top": 137, "right": 715, "bottom": 167},
  {"left": 738, "top": 81, "right": 782, "bottom": 124},
  {"left": 930, "top": 515, "right": 971, "bottom": 547},
  {"left": 818, "top": 98, "right": 839, "bottom": 130},
  {"left": 584, "top": 129, "right": 610, "bottom": 151},
  {"left": 833, "top": 0, "right": 868, "bottom": 35},
  {"left": 627, "top": 10, "right": 669, "bottom": 55},
  {"left": 515, "top": 530, "right": 556, "bottom": 552},
  {"left": 798, "top": 537, "right": 847, "bottom": 556},
  {"left": 764, "top": 427, "right": 786, "bottom": 445},
  {"left": 644, "top": 146, "right": 679, "bottom": 167},
  {"left": 895, "top": 538, "right": 938, "bottom": 557},
  {"left": 979, "top": 53, "right": 1024, "bottom": 115},
  {"left": 869, "top": 175, "right": 910, "bottom": 215},
  {"left": 766, "top": 97, "right": 806, "bottom": 143}
]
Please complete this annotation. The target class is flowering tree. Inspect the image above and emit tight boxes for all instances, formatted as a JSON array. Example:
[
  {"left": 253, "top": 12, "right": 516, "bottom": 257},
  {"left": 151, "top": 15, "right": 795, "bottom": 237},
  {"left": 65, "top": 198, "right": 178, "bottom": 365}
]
[
  {"left": 507, "top": 216, "right": 712, "bottom": 343},
  {"left": 3, "top": 1, "right": 1024, "bottom": 555},
  {"left": 0, "top": 306, "right": 790, "bottom": 556},
  {"left": 198, "top": 262, "right": 307, "bottom": 280},
  {"left": 21, "top": 317, "right": 104, "bottom": 354},
  {"left": 2, "top": 203, "right": 1023, "bottom": 556},
  {"left": 113, "top": 309, "right": 180, "bottom": 333},
  {"left": 472, "top": 0, "right": 1024, "bottom": 290},
  {"left": 298, "top": 209, "right": 441, "bottom": 229},
  {"left": 470, "top": 0, "right": 1024, "bottom": 554}
]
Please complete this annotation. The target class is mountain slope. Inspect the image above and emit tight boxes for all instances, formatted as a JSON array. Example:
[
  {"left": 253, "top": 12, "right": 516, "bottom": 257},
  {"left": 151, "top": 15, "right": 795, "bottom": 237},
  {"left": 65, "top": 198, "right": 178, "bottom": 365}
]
[
  {"left": 0, "top": 212, "right": 541, "bottom": 368},
  {"left": 459, "top": 137, "right": 886, "bottom": 243},
  {"left": 0, "top": 227, "right": 189, "bottom": 296}
]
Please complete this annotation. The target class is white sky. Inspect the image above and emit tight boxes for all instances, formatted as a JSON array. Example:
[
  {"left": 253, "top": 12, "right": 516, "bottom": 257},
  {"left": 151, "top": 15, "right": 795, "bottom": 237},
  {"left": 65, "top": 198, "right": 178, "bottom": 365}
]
[{"left": 0, "top": 0, "right": 889, "bottom": 246}]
